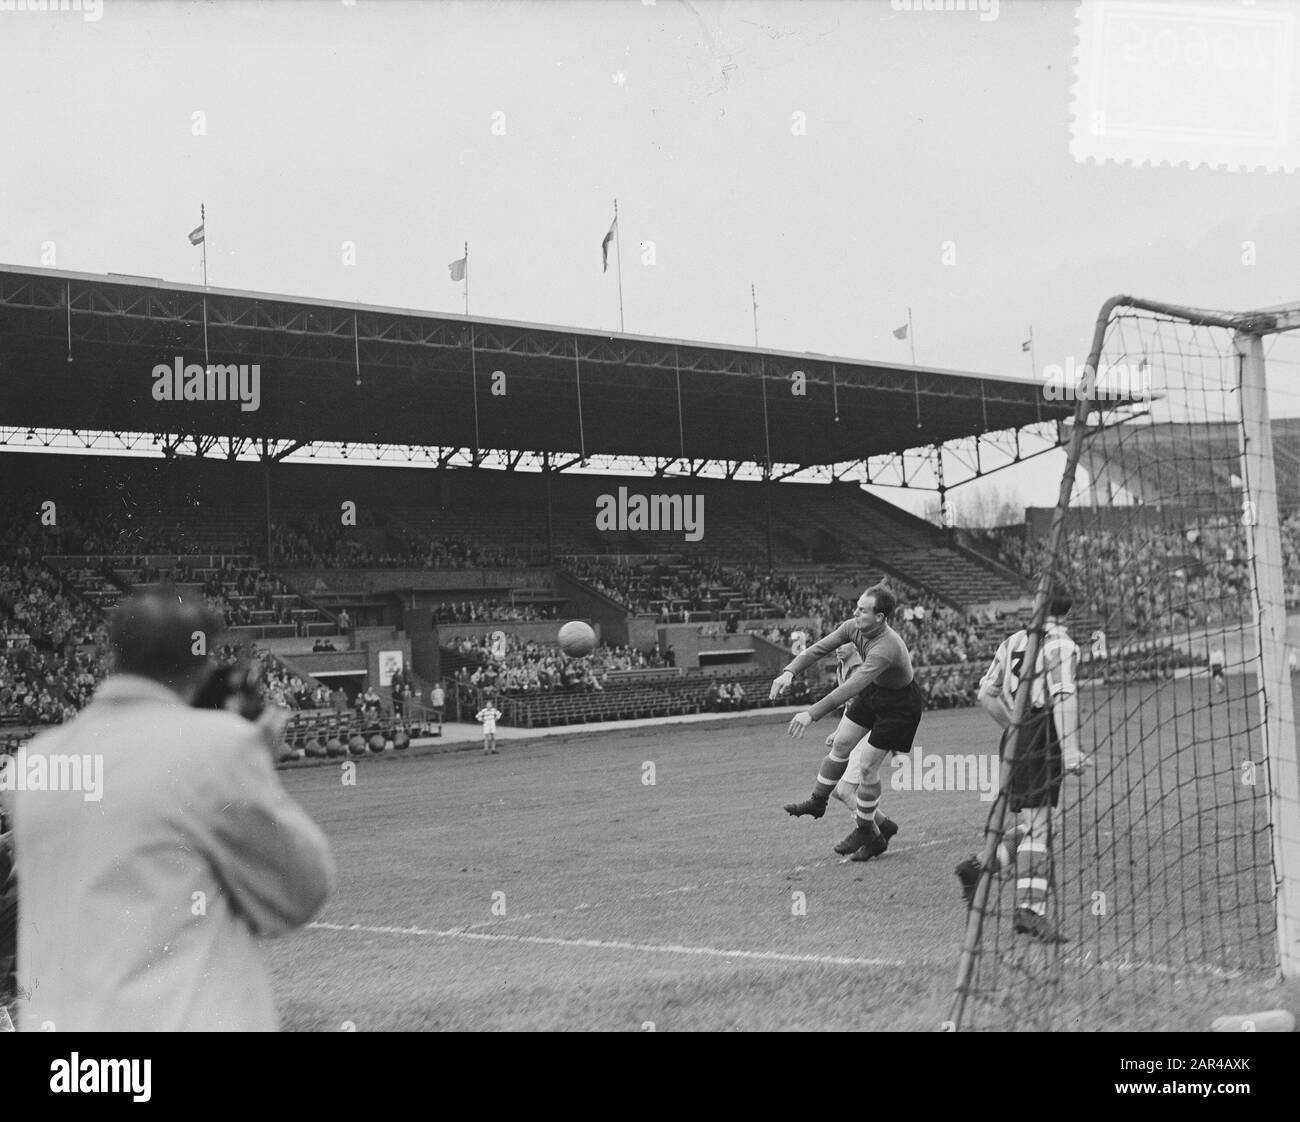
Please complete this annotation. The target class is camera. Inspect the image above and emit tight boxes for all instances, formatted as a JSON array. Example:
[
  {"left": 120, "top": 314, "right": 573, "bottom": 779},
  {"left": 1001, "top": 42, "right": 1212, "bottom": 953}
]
[{"left": 192, "top": 659, "right": 266, "bottom": 721}]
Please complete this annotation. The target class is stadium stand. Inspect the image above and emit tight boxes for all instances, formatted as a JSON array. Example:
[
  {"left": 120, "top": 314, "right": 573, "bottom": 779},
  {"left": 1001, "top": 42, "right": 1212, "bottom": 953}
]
[{"left": 8, "top": 438, "right": 1296, "bottom": 743}]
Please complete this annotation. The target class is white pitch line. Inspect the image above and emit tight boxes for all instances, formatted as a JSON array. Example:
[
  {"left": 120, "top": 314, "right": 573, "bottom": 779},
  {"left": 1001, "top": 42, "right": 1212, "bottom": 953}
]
[
  {"left": 308, "top": 920, "right": 911, "bottom": 969},
  {"left": 447, "top": 836, "right": 966, "bottom": 929}
]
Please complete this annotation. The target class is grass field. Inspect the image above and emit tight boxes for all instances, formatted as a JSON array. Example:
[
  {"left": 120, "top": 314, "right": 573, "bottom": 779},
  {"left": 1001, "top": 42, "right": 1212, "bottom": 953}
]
[{"left": 265, "top": 690, "right": 1300, "bottom": 1032}]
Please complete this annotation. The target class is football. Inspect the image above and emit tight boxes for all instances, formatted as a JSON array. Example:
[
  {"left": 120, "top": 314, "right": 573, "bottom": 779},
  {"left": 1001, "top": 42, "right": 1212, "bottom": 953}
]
[{"left": 558, "top": 620, "right": 597, "bottom": 658}]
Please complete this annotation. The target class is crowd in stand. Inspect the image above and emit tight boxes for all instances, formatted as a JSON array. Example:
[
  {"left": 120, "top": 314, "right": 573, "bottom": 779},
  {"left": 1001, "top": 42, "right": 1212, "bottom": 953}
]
[
  {"left": 563, "top": 557, "right": 733, "bottom": 615},
  {"left": 562, "top": 558, "right": 998, "bottom": 670},
  {"left": 728, "top": 569, "right": 851, "bottom": 625},
  {"left": 0, "top": 562, "right": 105, "bottom": 651},
  {"left": 0, "top": 646, "right": 106, "bottom": 728},
  {"left": 181, "top": 562, "right": 302, "bottom": 629},
  {"left": 433, "top": 600, "right": 557, "bottom": 624},
  {"left": 993, "top": 516, "right": 1259, "bottom": 634},
  {"left": 272, "top": 516, "right": 532, "bottom": 570},
  {"left": 565, "top": 557, "right": 895, "bottom": 625},
  {"left": 250, "top": 648, "right": 330, "bottom": 710},
  {"left": 20, "top": 479, "right": 1300, "bottom": 737},
  {"left": 916, "top": 664, "right": 982, "bottom": 709},
  {"left": 446, "top": 632, "right": 669, "bottom": 703},
  {"left": 703, "top": 680, "right": 749, "bottom": 711},
  {"left": 746, "top": 583, "right": 998, "bottom": 668}
]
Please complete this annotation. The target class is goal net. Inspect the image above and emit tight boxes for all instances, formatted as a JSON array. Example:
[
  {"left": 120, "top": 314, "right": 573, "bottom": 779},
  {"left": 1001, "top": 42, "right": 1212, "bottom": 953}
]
[{"left": 950, "top": 297, "right": 1300, "bottom": 1031}]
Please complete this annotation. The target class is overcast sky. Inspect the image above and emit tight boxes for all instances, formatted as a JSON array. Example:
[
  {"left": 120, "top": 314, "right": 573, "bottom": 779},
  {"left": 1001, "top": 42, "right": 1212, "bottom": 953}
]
[{"left": 3, "top": 0, "right": 1298, "bottom": 514}]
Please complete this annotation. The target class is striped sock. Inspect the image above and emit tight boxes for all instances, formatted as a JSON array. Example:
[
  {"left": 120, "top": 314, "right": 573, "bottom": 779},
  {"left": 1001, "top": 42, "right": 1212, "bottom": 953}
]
[
  {"left": 811, "top": 752, "right": 850, "bottom": 800},
  {"left": 1016, "top": 835, "right": 1051, "bottom": 916},
  {"left": 854, "top": 781, "right": 882, "bottom": 836}
]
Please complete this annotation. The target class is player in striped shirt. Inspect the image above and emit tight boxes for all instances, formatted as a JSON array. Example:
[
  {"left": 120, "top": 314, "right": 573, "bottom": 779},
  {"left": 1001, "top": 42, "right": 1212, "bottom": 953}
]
[
  {"left": 772, "top": 584, "right": 924, "bottom": 862},
  {"left": 476, "top": 697, "right": 503, "bottom": 755},
  {"left": 956, "top": 589, "right": 1087, "bottom": 943}
]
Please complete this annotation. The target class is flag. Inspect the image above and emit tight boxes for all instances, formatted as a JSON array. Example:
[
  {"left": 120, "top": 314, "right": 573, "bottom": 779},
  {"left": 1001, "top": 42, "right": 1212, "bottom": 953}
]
[
  {"left": 602, "top": 216, "right": 617, "bottom": 273},
  {"left": 449, "top": 257, "right": 466, "bottom": 282},
  {"left": 1021, "top": 338, "right": 1032, "bottom": 352},
  {"left": 187, "top": 224, "right": 205, "bottom": 246},
  {"left": 892, "top": 323, "right": 908, "bottom": 340}
]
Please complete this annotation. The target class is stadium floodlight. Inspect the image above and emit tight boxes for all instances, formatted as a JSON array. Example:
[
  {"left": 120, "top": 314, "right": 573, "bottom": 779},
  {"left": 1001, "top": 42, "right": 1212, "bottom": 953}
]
[{"left": 950, "top": 296, "right": 1300, "bottom": 1031}]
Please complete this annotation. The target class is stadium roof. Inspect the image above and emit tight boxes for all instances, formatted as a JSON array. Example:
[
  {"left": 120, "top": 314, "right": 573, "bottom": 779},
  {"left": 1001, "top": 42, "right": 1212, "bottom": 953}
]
[{"left": 0, "top": 264, "right": 1071, "bottom": 467}]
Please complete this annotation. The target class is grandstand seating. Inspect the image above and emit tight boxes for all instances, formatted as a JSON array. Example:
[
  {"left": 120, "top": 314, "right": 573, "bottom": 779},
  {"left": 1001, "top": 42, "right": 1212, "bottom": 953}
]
[
  {"left": 500, "top": 667, "right": 779, "bottom": 728},
  {"left": 0, "top": 454, "right": 1032, "bottom": 610},
  {"left": 0, "top": 449, "right": 1255, "bottom": 746}
]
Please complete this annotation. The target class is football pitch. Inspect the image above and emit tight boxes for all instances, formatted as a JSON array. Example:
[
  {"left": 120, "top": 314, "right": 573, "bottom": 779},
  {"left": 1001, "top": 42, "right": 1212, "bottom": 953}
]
[{"left": 265, "top": 690, "right": 1300, "bottom": 1032}]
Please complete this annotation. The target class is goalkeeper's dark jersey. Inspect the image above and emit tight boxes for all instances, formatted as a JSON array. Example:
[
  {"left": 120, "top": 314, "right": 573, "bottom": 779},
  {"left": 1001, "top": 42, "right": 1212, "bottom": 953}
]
[{"left": 783, "top": 619, "right": 914, "bottom": 721}]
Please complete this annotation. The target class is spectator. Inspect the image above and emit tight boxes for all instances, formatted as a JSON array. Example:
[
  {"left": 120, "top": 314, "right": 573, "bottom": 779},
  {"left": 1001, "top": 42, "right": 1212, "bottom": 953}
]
[
  {"left": 705, "top": 680, "right": 721, "bottom": 711},
  {"left": 9, "top": 589, "right": 334, "bottom": 1030}
]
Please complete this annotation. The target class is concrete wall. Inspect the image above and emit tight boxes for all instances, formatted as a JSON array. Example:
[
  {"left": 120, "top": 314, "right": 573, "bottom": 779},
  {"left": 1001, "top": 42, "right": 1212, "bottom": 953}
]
[
  {"left": 656, "top": 624, "right": 755, "bottom": 671},
  {"left": 433, "top": 619, "right": 598, "bottom": 647},
  {"left": 285, "top": 567, "right": 555, "bottom": 596},
  {"left": 403, "top": 605, "right": 441, "bottom": 684},
  {"left": 362, "top": 637, "right": 412, "bottom": 701},
  {"left": 554, "top": 571, "right": 631, "bottom": 644}
]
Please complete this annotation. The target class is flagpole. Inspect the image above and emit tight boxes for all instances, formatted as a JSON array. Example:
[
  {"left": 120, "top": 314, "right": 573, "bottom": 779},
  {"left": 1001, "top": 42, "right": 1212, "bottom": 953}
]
[
  {"left": 1028, "top": 324, "right": 1037, "bottom": 378},
  {"left": 752, "top": 282, "right": 774, "bottom": 573},
  {"left": 614, "top": 198, "right": 625, "bottom": 333},
  {"left": 463, "top": 241, "right": 469, "bottom": 316},
  {"left": 200, "top": 204, "right": 210, "bottom": 373},
  {"left": 908, "top": 306, "right": 915, "bottom": 366}
]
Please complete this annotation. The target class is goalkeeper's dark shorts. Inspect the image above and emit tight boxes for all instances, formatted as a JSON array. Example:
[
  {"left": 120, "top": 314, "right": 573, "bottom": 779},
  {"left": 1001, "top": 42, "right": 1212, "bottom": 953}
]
[
  {"left": 844, "top": 680, "right": 926, "bottom": 754},
  {"left": 1002, "top": 707, "right": 1062, "bottom": 811}
]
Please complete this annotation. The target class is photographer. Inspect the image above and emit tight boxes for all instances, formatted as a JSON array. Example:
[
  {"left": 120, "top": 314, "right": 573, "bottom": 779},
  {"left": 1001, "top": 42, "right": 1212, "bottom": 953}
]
[{"left": 8, "top": 589, "right": 335, "bottom": 1031}]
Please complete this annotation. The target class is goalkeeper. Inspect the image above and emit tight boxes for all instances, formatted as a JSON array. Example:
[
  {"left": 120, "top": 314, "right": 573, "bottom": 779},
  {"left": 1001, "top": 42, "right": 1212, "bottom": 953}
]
[{"left": 771, "top": 585, "right": 924, "bottom": 863}]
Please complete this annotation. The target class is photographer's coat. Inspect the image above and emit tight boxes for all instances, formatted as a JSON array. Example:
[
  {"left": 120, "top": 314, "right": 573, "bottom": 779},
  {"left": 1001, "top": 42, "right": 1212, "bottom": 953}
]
[{"left": 7, "top": 675, "right": 335, "bottom": 1031}]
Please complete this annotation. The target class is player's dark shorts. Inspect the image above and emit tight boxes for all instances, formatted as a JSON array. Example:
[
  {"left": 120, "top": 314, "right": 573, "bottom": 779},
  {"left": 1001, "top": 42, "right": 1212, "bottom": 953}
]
[
  {"left": 1002, "top": 707, "right": 1062, "bottom": 812},
  {"left": 844, "top": 680, "right": 926, "bottom": 753},
  {"left": 1210, "top": 665, "right": 1225, "bottom": 679}
]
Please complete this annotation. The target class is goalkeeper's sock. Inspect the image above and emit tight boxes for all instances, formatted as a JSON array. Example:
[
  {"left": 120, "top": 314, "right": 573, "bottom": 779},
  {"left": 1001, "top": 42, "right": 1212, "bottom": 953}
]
[
  {"left": 811, "top": 752, "right": 850, "bottom": 800},
  {"left": 855, "top": 814, "right": 882, "bottom": 838},
  {"left": 854, "top": 784, "right": 883, "bottom": 837}
]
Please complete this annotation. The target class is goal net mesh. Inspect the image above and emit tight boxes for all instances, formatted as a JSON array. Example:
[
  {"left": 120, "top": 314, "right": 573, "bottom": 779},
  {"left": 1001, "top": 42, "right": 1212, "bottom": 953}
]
[{"left": 951, "top": 302, "right": 1288, "bottom": 1031}]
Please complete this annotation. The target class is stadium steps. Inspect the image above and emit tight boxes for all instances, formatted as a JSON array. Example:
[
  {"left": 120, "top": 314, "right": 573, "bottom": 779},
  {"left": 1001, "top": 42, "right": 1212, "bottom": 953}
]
[{"left": 769, "top": 487, "right": 1029, "bottom": 611}]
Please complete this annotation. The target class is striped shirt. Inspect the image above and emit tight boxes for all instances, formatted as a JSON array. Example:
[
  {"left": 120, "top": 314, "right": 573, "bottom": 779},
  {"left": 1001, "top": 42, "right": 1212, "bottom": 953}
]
[
  {"left": 980, "top": 620, "right": 1079, "bottom": 710},
  {"left": 836, "top": 648, "right": 863, "bottom": 688}
]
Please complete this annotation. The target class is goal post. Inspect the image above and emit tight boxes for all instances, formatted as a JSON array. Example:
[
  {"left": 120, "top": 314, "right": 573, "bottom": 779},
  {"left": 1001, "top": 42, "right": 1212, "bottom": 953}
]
[
  {"left": 1238, "top": 329, "right": 1300, "bottom": 978},
  {"left": 950, "top": 295, "right": 1300, "bottom": 1031}
]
